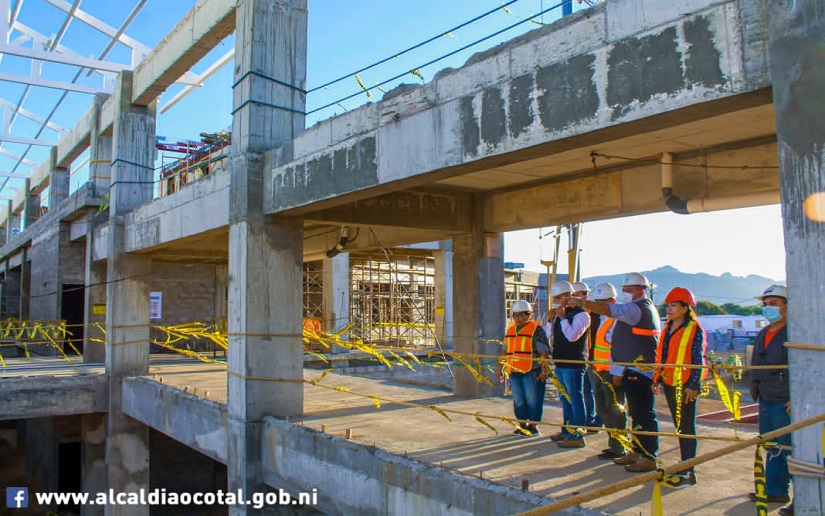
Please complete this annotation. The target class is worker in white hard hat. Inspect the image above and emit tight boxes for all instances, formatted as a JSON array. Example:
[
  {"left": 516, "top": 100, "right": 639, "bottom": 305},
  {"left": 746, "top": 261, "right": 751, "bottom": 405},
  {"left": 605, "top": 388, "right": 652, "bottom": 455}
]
[
  {"left": 573, "top": 281, "right": 603, "bottom": 432},
  {"left": 566, "top": 271, "right": 660, "bottom": 471},
  {"left": 747, "top": 284, "right": 792, "bottom": 511},
  {"left": 588, "top": 282, "right": 629, "bottom": 460},
  {"left": 498, "top": 299, "right": 550, "bottom": 437},
  {"left": 544, "top": 280, "right": 591, "bottom": 448}
]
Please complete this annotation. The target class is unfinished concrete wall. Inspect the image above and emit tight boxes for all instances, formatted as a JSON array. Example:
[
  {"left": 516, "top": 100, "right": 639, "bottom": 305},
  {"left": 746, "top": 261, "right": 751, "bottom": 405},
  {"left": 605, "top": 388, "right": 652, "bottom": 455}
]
[
  {"left": 2, "top": 267, "right": 21, "bottom": 318},
  {"left": 265, "top": 0, "right": 763, "bottom": 214}
]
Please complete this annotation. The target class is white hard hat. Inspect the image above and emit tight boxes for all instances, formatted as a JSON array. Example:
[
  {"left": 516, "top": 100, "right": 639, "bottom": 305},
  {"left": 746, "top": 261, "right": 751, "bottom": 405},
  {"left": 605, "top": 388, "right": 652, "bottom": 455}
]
[
  {"left": 572, "top": 281, "right": 590, "bottom": 293},
  {"left": 593, "top": 282, "right": 618, "bottom": 301},
  {"left": 759, "top": 284, "right": 787, "bottom": 300},
  {"left": 622, "top": 272, "right": 651, "bottom": 288},
  {"left": 511, "top": 299, "right": 532, "bottom": 315},
  {"left": 550, "top": 280, "right": 574, "bottom": 298}
]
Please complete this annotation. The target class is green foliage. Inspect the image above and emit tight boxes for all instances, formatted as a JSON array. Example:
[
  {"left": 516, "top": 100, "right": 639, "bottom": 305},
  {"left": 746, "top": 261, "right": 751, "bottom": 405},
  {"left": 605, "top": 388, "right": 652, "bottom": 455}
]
[
  {"left": 720, "top": 303, "right": 761, "bottom": 316},
  {"left": 695, "top": 300, "right": 726, "bottom": 315},
  {"left": 659, "top": 300, "right": 760, "bottom": 317}
]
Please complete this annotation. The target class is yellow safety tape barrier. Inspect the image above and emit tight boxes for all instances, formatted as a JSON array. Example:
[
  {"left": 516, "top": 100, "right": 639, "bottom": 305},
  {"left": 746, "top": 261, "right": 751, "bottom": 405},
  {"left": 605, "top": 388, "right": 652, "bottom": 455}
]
[
  {"left": 753, "top": 439, "right": 768, "bottom": 516},
  {"left": 354, "top": 73, "right": 372, "bottom": 99}
]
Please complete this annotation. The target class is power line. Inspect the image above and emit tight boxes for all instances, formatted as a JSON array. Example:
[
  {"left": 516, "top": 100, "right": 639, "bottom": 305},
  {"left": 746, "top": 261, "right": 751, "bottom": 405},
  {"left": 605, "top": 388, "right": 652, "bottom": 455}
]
[
  {"left": 307, "top": 0, "right": 523, "bottom": 93},
  {"left": 308, "top": 0, "right": 568, "bottom": 116}
]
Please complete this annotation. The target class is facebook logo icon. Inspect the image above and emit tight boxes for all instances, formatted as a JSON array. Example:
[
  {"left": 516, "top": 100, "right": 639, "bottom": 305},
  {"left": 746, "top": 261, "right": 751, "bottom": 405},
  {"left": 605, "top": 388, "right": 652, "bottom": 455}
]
[{"left": 6, "top": 487, "right": 28, "bottom": 508}]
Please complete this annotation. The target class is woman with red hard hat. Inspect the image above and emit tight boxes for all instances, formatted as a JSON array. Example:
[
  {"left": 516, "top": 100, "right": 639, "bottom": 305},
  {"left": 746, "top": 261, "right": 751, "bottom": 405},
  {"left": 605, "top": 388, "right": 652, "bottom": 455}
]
[{"left": 654, "top": 286, "right": 707, "bottom": 489}]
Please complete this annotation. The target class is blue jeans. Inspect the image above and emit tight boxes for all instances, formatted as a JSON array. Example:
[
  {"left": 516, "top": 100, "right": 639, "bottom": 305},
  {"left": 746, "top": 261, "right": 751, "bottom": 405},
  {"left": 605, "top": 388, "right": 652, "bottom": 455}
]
[
  {"left": 583, "top": 370, "right": 603, "bottom": 427},
  {"left": 758, "top": 400, "right": 791, "bottom": 497},
  {"left": 556, "top": 366, "right": 586, "bottom": 439},
  {"left": 623, "top": 369, "right": 659, "bottom": 458},
  {"left": 509, "top": 371, "right": 547, "bottom": 424}
]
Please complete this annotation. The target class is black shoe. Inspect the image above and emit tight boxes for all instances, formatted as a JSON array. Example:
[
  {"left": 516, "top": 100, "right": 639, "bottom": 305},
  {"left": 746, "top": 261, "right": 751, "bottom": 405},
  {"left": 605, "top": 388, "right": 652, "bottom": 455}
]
[
  {"left": 526, "top": 424, "right": 540, "bottom": 437},
  {"left": 550, "top": 432, "right": 566, "bottom": 442},
  {"left": 513, "top": 424, "right": 531, "bottom": 437},
  {"left": 596, "top": 450, "right": 625, "bottom": 460},
  {"left": 778, "top": 503, "right": 794, "bottom": 516},
  {"left": 747, "top": 492, "right": 790, "bottom": 503}
]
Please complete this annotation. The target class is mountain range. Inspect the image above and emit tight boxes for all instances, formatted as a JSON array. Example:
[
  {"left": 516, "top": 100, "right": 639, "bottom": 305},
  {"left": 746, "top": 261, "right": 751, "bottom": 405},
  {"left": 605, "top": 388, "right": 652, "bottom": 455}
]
[{"left": 583, "top": 266, "right": 781, "bottom": 306}]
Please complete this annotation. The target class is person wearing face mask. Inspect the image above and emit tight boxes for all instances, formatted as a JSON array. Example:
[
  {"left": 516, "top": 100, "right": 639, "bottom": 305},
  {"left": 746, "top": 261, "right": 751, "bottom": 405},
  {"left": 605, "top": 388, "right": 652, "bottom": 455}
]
[
  {"left": 544, "top": 280, "right": 591, "bottom": 448},
  {"left": 654, "top": 287, "right": 707, "bottom": 488},
  {"left": 747, "top": 284, "right": 793, "bottom": 512},
  {"left": 566, "top": 272, "right": 660, "bottom": 472}
]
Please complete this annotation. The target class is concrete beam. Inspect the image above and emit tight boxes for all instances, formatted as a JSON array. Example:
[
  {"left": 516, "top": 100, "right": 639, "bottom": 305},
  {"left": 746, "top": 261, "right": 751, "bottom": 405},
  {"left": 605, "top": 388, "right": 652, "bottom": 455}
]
[
  {"left": 0, "top": 375, "right": 108, "bottom": 420},
  {"left": 55, "top": 100, "right": 98, "bottom": 170},
  {"left": 131, "top": 0, "right": 236, "bottom": 106},
  {"left": 125, "top": 169, "right": 229, "bottom": 252},
  {"left": 305, "top": 190, "right": 474, "bottom": 232},
  {"left": 122, "top": 377, "right": 227, "bottom": 464}
]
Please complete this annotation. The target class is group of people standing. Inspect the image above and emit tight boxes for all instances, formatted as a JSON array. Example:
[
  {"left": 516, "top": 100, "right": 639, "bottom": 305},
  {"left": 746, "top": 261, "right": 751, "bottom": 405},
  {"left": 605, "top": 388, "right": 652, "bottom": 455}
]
[{"left": 499, "top": 273, "right": 793, "bottom": 512}]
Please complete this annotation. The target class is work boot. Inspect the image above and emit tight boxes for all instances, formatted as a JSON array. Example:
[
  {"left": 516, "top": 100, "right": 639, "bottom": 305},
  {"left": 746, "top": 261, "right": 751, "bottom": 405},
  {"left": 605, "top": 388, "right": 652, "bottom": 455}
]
[
  {"left": 613, "top": 451, "right": 640, "bottom": 465},
  {"left": 625, "top": 457, "right": 658, "bottom": 472},
  {"left": 778, "top": 503, "right": 794, "bottom": 516},
  {"left": 550, "top": 432, "right": 567, "bottom": 442}
]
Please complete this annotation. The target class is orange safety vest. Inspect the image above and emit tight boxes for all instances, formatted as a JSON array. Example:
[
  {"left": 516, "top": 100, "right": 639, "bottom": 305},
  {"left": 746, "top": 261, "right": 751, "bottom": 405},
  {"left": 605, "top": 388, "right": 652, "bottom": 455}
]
[
  {"left": 657, "top": 320, "right": 707, "bottom": 386},
  {"left": 504, "top": 320, "right": 539, "bottom": 374},
  {"left": 592, "top": 317, "right": 616, "bottom": 373}
]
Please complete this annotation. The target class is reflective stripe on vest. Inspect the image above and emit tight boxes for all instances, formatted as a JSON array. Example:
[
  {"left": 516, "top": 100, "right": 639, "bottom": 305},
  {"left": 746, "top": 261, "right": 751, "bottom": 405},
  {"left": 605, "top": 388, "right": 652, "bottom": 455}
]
[
  {"left": 661, "top": 320, "right": 706, "bottom": 386},
  {"left": 592, "top": 317, "right": 616, "bottom": 373},
  {"left": 504, "top": 320, "right": 539, "bottom": 373}
]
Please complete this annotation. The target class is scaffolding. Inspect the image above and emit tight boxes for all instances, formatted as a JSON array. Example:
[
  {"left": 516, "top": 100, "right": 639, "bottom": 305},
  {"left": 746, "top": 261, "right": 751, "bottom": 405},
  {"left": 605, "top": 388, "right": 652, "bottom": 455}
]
[
  {"left": 349, "top": 254, "right": 437, "bottom": 348},
  {"left": 303, "top": 260, "right": 325, "bottom": 320}
]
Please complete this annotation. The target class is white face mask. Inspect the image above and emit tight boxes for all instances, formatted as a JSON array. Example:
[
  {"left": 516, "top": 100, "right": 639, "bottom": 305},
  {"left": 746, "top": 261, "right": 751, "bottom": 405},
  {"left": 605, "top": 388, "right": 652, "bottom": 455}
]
[
  {"left": 552, "top": 302, "right": 562, "bottom": 309},
  {"left": 619, "top": 292, "right": 634, "bottom": 303}
]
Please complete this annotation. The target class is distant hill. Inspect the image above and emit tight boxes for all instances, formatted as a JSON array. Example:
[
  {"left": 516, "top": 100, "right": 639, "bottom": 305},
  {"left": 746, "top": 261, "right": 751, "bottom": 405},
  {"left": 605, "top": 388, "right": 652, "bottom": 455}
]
[{"left": 583, "top": 266, "right": 781, "bottom": 306}]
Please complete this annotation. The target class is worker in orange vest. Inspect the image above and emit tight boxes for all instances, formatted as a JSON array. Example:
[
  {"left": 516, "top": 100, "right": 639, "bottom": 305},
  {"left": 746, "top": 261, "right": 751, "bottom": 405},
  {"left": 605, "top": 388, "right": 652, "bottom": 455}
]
[
  {"left": 654, "top": 287, "right": 707, "bottom": 488},
  {"left": 498, "top": 300, "right": 550, "bottom": 437}
]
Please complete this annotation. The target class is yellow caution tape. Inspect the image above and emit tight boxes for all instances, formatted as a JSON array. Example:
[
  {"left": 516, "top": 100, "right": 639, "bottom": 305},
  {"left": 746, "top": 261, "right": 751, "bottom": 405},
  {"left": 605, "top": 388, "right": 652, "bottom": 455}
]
[
  {"left": 354, "top": 73, "right": 372, "bottom": 99},
  {"left": 753, "top": 442, "right": 768, "bottom": 515},
  {"left": 651, "top": 479, "right": 664, "bottom": 516}
]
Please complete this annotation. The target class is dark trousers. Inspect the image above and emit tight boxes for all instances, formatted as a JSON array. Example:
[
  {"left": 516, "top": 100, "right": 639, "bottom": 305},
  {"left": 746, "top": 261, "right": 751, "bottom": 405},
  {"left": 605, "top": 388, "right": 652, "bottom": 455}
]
[
  {"left": 583, "top": 370, "right": 603, "bottom": 427},
  {"left": 623, "top": 369, "right": 658, "bottom": 458},
  {"left": 663, "top": 384, "right": 698, "bottom": 470},
  {"left": 589, "top": 369, "right": 627, "bottom": 454}
]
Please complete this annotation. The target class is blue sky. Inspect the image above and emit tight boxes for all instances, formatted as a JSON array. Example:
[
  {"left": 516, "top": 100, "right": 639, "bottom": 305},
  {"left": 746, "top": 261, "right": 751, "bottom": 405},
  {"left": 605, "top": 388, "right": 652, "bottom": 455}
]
[{"left": 0, "top": 0, "right": 786, "bottom": 279}]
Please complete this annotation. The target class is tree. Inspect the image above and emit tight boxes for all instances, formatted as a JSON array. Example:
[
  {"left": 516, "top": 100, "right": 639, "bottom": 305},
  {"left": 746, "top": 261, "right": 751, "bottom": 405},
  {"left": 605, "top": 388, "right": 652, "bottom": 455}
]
[
  {"left": 721, "top": 303, "right": 761, "bottom": 316},
  {"left": 695, "top": 300, "right": 726, "bottom": 315}
]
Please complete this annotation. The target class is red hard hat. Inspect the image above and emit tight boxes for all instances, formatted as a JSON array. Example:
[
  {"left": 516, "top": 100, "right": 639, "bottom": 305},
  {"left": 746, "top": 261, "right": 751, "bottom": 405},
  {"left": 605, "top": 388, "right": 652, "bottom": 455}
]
[{"left": 665, "top": 287, "right": 696, "bottom": 307}]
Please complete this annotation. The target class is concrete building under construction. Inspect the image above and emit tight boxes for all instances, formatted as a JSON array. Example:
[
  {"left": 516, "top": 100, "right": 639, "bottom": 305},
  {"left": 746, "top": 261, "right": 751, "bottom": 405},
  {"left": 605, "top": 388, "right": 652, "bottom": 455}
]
[{"left": 1, "top": 0, "right": 824, "bottom": 514}]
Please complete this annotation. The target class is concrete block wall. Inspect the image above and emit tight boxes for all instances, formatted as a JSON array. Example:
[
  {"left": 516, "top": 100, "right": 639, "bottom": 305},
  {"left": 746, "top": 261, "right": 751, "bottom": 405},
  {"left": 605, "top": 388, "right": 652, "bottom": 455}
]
[
  {"left": 22, "top": 416, "right": 81, "bottom": 496},
  {"left": 28, "top": 225, "right": 60, "bottom": 321},
  {"left": 148, "top": 263, "right": 228, "bottom": 351}
]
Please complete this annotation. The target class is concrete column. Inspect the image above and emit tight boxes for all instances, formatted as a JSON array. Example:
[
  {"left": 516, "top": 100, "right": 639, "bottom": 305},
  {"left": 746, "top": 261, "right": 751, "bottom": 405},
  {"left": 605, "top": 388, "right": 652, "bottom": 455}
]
[
  {"left": 84, "top": 212, "right": 107, "bottom": 363},
  {"left": 19, "top": 247, "right": 30, "bottom": 320},
  {"left": 452, "top": 199, "right": 505, "bottom": 397},
  {"left": 22, "top": 178, "right": 40, "bottom": 231},
  {"left": 227, "top": 0, "right": 307, "bottom": 508},
  {"left": 48, "top": 147, "right": 70, "bottom": 210},
  {"left": 767, "top": 1, "right": 825, "bottom": 513},
  {"left": 89, "top": 94, "right": 112, "bottom": 198},
  {"left": 81, "top": 414, "right": 106, "bottom": 516},
  {"left": 104, "top": 71, "right": 155, "bottom": 515},
  {"left": 434, "top": 240, "right": 454, "bottom": 350},
  {"left": 323, "top": 253, "right": 349, "bottom": 352}
]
